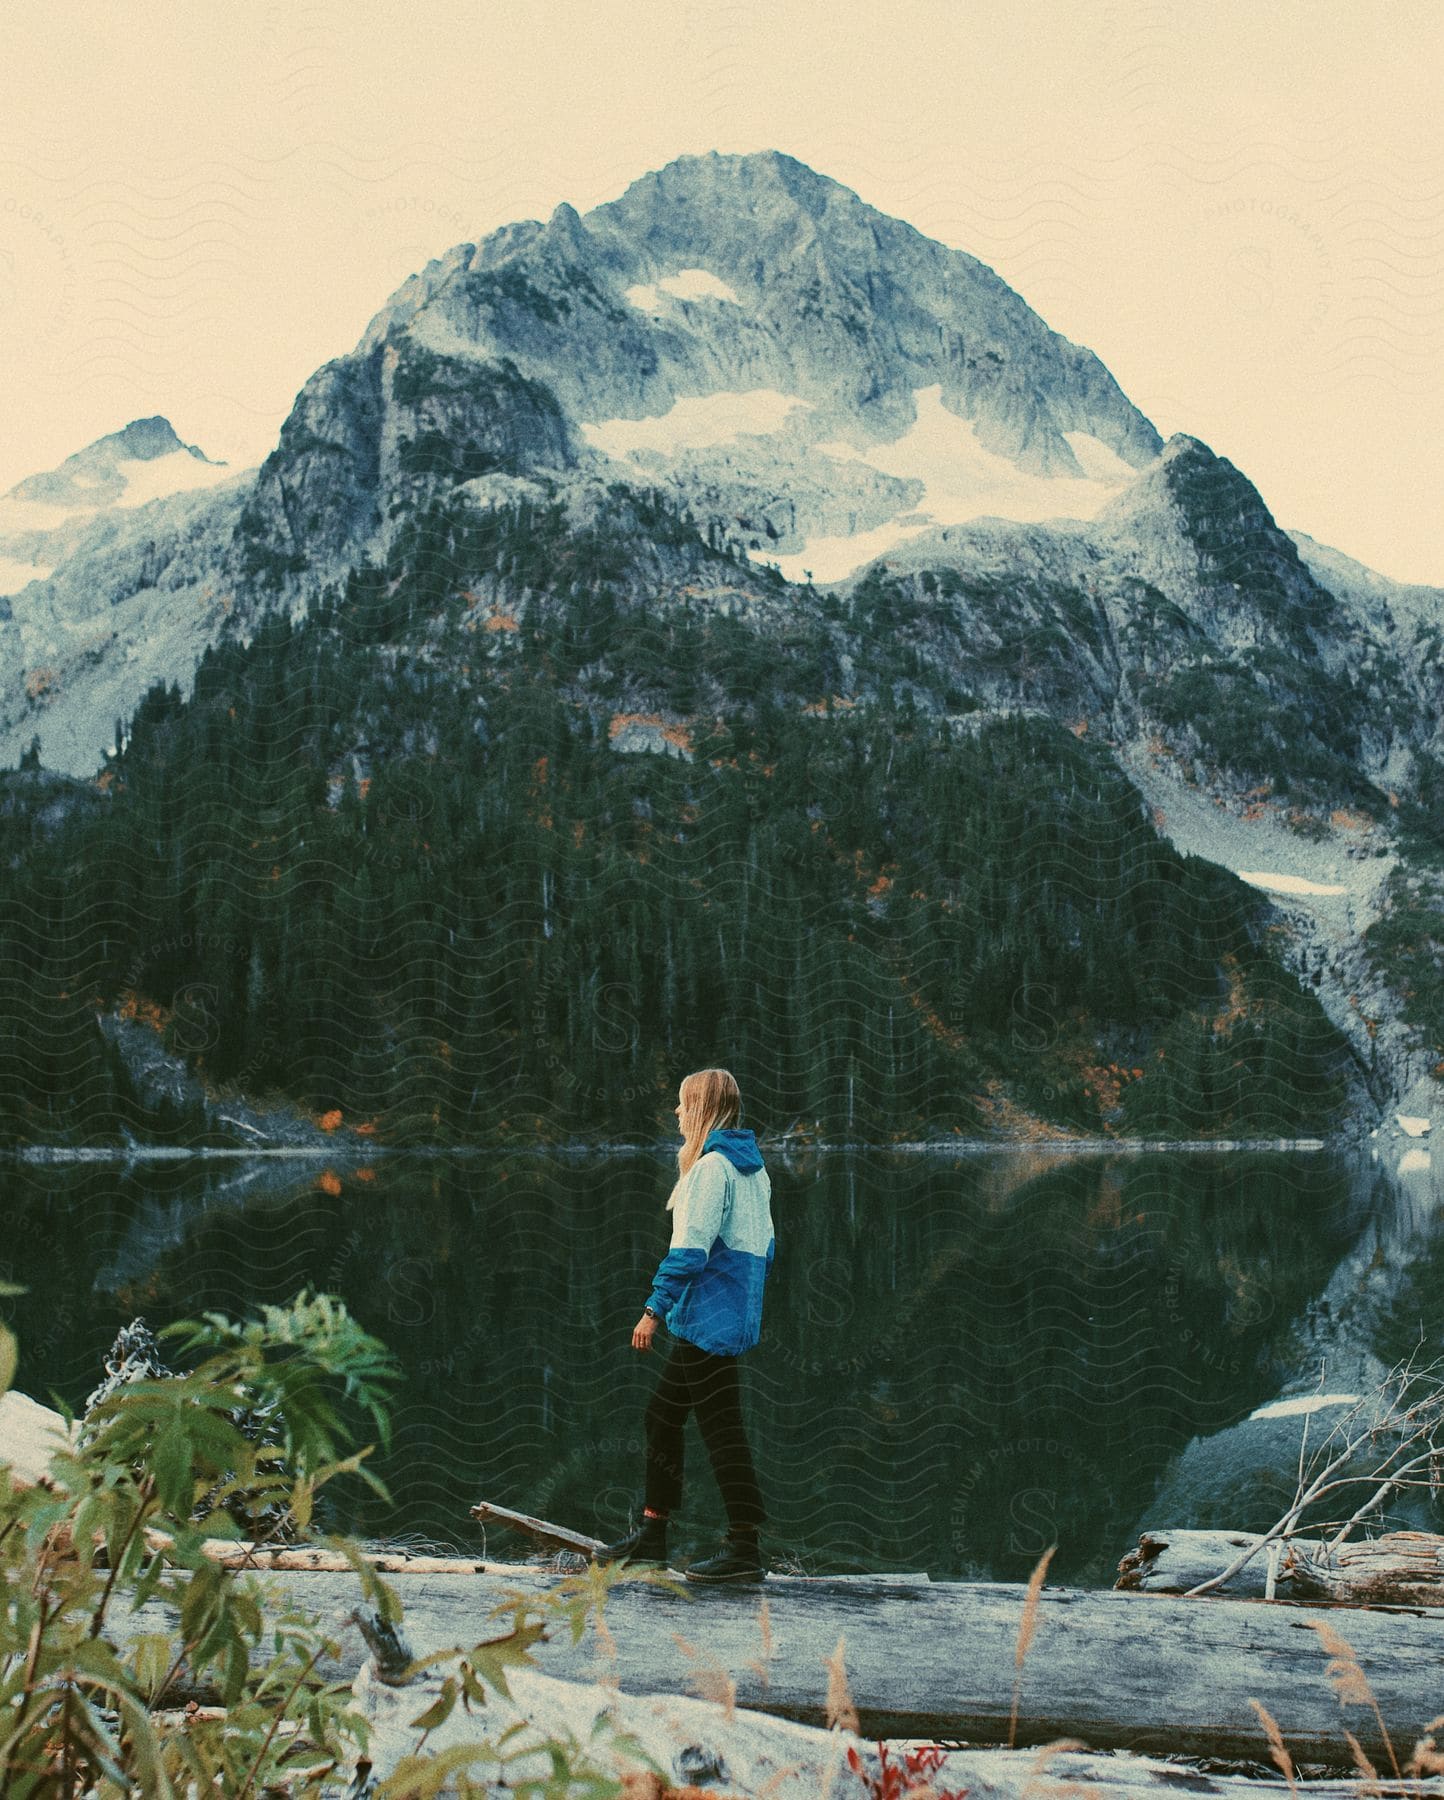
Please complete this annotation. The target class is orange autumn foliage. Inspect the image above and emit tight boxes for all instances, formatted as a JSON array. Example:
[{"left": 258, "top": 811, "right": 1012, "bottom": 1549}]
[
  {"left": 117, "top": 991, "right": 172, "bottom": 1033},
  {"left": 608, "top": 712, "right": 694, "bottom": 753}
]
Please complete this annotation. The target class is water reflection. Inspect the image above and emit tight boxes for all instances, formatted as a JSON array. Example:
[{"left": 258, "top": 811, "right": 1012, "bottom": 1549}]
[{"left": 0, "top": 1145, "right": 1435, "bottom": 1583}]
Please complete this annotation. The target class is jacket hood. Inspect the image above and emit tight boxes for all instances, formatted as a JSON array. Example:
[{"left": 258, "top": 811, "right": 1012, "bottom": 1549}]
[{"left": 701, "top": 1126, "right": 765, "bottom": 1173}]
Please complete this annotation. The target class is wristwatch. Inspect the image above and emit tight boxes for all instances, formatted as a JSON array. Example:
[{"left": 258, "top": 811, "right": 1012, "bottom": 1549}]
[{"left": 644, "top": 1306, "right": 662, "bottom": 1321}]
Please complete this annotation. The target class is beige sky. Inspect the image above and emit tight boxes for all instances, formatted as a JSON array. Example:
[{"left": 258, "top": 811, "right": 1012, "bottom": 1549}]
[{"left": 1, "top": 0, "right": 1440, "bottom": 582}]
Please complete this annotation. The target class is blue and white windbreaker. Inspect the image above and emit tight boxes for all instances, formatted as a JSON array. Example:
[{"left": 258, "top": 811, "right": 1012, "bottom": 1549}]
[{"left": 646, "top": 1126, "right": 774, "bottom": 1356}]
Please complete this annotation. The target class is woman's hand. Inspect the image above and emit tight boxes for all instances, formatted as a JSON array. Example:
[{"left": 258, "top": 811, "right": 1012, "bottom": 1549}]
[{"left": 632, "top": 1311, "right": 659, "bottom": 1352}]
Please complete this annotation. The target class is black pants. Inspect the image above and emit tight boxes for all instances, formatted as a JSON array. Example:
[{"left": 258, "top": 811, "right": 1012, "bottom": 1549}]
[{"left": 644, "top": 1335, "right": 766, "bottom": 1534}]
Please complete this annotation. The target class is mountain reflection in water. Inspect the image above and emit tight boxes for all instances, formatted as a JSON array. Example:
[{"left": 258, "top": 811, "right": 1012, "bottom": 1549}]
[{"left": 1, "top": 1145, "right": 1434, "bottom": 1583}]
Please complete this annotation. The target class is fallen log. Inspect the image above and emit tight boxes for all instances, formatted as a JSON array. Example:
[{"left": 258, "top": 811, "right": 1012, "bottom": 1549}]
[
  {"left": 109, "top": 1561, "right": 1444, "bottom": 1768},
  {"left": 182, "top": 1537, "right": 931, "bottom": 1582},
  {"left": 1118, "top": 1528, "right": 1444, "bottom": 1606},
  {"left": 349, "top": 1652, "right": 1444, "bottom": 1799}
]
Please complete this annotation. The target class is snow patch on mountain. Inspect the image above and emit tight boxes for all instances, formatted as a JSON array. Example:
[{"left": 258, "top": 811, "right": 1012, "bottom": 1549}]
[
  {"left": 0, "top": 420, "right": 234, "bottom": 599},
  {"left": 821, "top": 386, "right": 1136, "bottom": 524},
  {"left": 579, "top": 377, "right": 1147, "bottom": 583},
  {"left": 0, "top": 496, "right": 103, "bottom": 539},
  {"left": 761, "top": 386, "right": 1140, "bottom": 582},
  {"left": 1237, "top": 870, "right": 1349, "bottom": 897},
  {"left": 1249, "top": 1393, "right": 1359, "bottom": 1420},
  {"left": 0, "top": 469, "right": 253, "bottom": 777},
  {"left": 1061, "top": 431, "right": 1139, "bottom": 483},
  {"left": 765, "top": 511, "right": 936, "bottom": 583},
  {"left": 580, "top": 388, "right": 813, "bottom": 457},
  {"left": 625, "top": 268, "right": 741, "bottom": 311},
  {"left": 107, "top": 451, "right": 236, "bottom": 510}
]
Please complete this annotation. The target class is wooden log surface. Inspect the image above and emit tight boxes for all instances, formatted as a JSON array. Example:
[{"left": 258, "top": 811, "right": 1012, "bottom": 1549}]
[
  {"left": 352, "top": 1659, "right": 1444, "bottom": 1799},
  {"left": 1118, "top": 1528, "right": 1444, "bottom": 1606},
  {"left": 189, "top": 1542, "right": 502, "bottom": 1574},
  {"left": 109, "top": 1561, "right": 1444, "bottom": 1768},
  {"left": 171, "top": 1536, "right": 932, "bottom": 1583}
]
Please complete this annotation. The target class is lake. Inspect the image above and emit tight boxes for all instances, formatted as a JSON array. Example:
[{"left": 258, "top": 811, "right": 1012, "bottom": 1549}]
[{"left": 2, "top": 1144, "right": 1438, "bottom": 1583}]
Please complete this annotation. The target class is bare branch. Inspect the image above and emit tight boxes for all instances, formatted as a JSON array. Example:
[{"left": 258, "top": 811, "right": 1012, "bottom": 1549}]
[{"left": 1184, "top": 1354, "right": 1444, "bottom": 1599}]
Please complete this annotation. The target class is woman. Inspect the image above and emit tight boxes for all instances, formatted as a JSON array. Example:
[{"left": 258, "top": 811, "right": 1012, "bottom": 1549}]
[{"left": 595, "top": 1068, "right": 775, "bottom": 1583}]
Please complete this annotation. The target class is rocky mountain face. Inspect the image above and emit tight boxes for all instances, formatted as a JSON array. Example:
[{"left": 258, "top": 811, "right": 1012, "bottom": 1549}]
[
  {"left": 0, "top": 415, "right": 236, "bottom": 602},
  {"left": 230, "top": 150, "right": 1161, "bottom": 590},
  {"left": 2, "top": 415, "right": 223, "bottom": 515},
  {"left": 4, "top": 151, "right": 1434, "bottom": 789},
  {"left": 5, "top": 149, "right": 1430, "bottom": 779},
  {"left": 851, "top": 431, "right": 1434, "bottom": 792},
  {"left": 0, "top": 151, "right": 1154, "bottom": 773},
  {"left": 0, "top": 415, "right": 246, "bottom": 768},
  {"left": 1, "top": 155, "right": 1438, "bottom": 997}
]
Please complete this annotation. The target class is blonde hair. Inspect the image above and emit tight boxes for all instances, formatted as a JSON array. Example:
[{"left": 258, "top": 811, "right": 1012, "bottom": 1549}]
[{"left": 666, "top": 1067, "right": 741, "bottom": 1210}]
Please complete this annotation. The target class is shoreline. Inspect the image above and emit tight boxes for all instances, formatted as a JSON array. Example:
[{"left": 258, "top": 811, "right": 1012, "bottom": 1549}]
[{"left": 3, "top": 1131, "right": 1347, "bottom": 1164}]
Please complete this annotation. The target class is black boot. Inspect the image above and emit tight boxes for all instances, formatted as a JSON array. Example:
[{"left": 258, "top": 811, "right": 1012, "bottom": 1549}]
[
  {"left": 685, "top": 1528, "right": 765, "bottom": 1584},
  {"left": 592, "top": 1512, "right": 668, "bottom": 1566}
]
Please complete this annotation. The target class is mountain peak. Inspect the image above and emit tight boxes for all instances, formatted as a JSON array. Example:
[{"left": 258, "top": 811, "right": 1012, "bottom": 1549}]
[
  {"left": 107, "top": 416, "right": 216, "bottom": 464},
  {"left": 298, "top": 148, "right": 1168, "bottom": 587},
  {"left": 595, "top": 148, "right": 868, "bottom": 233},
  {"left": 2, "top": 415, "right": 228, "bottom": 517},
  {"left": 1159, "top": 432, "right": 1211, "bottom": 461},
  {"left": 5, "top": 418, "right": 221, "bottom": 504},
  {"left": 1097, "top": 432, "right": 1244, "bottom": 522},
  {"left": 1094, "top": 428, "right": 1339, "bottom": 637},
  {"left": 679, "top": 146, "right": 846, "bottom": 192}
]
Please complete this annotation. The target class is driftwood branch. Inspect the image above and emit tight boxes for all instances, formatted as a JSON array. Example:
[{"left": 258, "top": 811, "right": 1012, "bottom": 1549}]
[
  {"left": 469, "top": 1498, "right": 606, "bottom": 1557},
  {"left": 1182, "top": 1354, "right": 1444, "bottom": 1599},
  {"left": 464, "top": 1498, "right": 932, "bottom": 1581},
  {"left": 1117, "top": 1529, "right": 1444, "bottom": 1606}
]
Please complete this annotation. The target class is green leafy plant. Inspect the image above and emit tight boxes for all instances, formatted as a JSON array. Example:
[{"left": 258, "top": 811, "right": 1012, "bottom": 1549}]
[
  {"left": 362, "top": 1559, "right": 676, "bottom": 1798},
  {"left": 0, "top": 1291, "right": 678, "bottom": 1797},
  {"left": 0, "top": 1288, "right": 401, "bottom": 1794}
]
